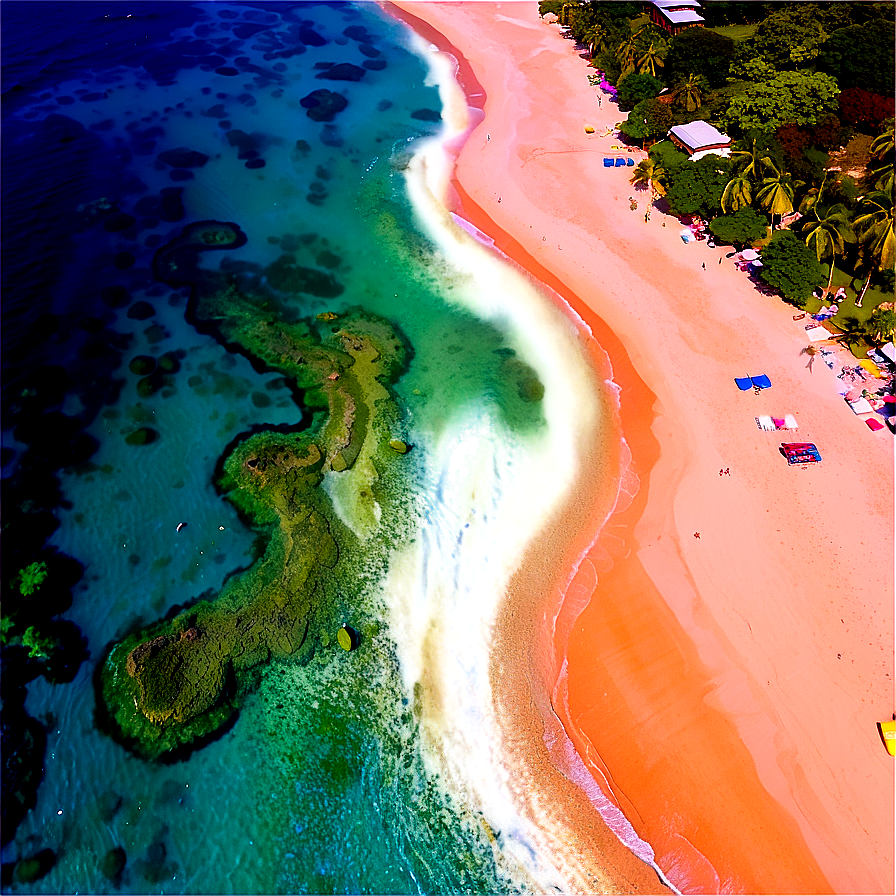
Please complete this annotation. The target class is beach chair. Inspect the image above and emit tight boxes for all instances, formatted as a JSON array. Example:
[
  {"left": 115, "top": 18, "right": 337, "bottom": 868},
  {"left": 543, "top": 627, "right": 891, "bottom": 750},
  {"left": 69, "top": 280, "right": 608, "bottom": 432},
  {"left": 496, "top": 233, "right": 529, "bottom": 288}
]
[
  {"left": 751, "top": 374, "right": 772, "bottom": 390},
  {"left": 735, "top": 377, "right": 753, "bottom": 391},
  {"left": 784, "top": 414, "right": 798, "bottom": 430}
]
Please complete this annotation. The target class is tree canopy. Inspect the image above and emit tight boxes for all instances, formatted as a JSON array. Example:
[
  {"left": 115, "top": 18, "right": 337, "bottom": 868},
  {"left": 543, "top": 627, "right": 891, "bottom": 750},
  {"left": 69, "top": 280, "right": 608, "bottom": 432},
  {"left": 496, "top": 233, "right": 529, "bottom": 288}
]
[
  {"left": 757, "top": 230, "right": 827, "bottom": 304},
  {"left": 816, "top": 19, "right": 896, "bottom": 96},
  {"left": 723, "top": 71, "right": 840, "bottom": 135},
  {"left": 665, "top": 27, "right": 735, "bottom": 88},
  {"left": 708, "top": 207, "right": 768, "bottom": 246},
  {"left": 615, "top": 72, "right": 663, "bottom": 110},
  {"left": 748, "top": 5, "right": 829, "bottom": 69},
  {"left": 664, "top": 155, "right": 732, "bottom": 218},
  {"left": 620, "top": 97, "right": 674, "bottom": 141}
]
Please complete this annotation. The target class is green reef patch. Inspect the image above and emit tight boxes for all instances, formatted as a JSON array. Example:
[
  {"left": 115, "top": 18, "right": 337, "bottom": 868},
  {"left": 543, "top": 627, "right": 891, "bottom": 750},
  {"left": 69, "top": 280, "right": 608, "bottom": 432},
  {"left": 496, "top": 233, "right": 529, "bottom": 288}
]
[{"left": 98, "top": 221, "right": 414, "bottom": 761}]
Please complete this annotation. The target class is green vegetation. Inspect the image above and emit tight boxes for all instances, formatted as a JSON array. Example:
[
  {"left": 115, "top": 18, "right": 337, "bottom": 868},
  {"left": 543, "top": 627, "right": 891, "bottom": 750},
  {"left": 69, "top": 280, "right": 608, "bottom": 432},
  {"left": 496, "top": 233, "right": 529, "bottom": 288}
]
[
  {"left": 15, "top": 561, "right": 48, "bottom": 597},
  {"left": 539, "top": 1, "right": 895, "bottom": 320},
  {"left": 722, "top": 71, "right": 841, "bottom": 134},
  {"left": 615, "top": 72, "right": 663, "bottom": 110},
  {"left": 708, "top": 207, "right": 768, "bottom": 246},
  {"left": 757, "top": 231, "right": 826, "bottom": 304},
  {"left": 98, "top": 222, "right": 418, "bottom": 760}
]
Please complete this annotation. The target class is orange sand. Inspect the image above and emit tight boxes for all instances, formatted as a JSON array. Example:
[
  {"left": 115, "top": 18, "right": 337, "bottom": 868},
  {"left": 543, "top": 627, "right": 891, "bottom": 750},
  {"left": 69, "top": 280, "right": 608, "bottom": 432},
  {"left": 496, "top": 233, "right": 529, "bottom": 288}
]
[{"left": 387, "top": 3, "right": 895, "bottom": 893}]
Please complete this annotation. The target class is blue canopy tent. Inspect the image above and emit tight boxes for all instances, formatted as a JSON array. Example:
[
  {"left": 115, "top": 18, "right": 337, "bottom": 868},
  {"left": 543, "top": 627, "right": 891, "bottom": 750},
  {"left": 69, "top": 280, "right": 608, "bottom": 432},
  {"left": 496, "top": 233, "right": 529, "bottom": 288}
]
[
  {"left": 751, "top": 375, "right": 772, "bottom": 389},
  {"left": 603, "top": 158, "right": 614, "bottom": 167},
  {"left": 626, "top": 157, "right": 635, "bottom": 166},
  {"left": 735, "top": 377, "right": 752, "bottom": 391},
  {"left": 614, "top": 157, "right": 627, "bottom": 167}
]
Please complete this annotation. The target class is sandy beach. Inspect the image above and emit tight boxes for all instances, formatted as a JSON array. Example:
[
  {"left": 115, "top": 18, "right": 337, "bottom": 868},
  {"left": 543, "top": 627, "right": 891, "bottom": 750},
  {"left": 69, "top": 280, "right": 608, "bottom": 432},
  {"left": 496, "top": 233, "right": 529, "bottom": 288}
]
[{"left": 387, "top": 3, "right": 894, "bottom": 893}]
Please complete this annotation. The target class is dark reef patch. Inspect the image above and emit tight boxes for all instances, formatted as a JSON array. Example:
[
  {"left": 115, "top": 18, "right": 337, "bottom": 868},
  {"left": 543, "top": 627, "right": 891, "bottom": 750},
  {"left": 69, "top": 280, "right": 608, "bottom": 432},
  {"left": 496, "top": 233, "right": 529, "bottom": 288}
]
[
  {"left": 315, "top": 63, "right": 366, "bottom": 82},
  {"left": 300, "top": 89, "right": 348, "bottom": 123},
  {"left": 157, "top": 147, "right": 209, "bottom": 169}
]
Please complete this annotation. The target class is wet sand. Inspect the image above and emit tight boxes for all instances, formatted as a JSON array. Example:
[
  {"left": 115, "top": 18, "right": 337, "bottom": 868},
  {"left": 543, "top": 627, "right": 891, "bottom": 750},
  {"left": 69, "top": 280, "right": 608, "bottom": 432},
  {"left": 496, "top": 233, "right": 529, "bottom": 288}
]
[{"left": 387, "top": 3, "right": 895, "bottom": 893}]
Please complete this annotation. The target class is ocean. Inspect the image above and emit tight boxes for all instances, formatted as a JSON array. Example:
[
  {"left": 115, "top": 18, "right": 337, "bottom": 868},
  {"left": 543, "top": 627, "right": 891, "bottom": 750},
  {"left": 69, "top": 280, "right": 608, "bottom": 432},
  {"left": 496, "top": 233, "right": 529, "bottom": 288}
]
[{"left": 1, "top": 3, "right": 609, "bottom": 893}]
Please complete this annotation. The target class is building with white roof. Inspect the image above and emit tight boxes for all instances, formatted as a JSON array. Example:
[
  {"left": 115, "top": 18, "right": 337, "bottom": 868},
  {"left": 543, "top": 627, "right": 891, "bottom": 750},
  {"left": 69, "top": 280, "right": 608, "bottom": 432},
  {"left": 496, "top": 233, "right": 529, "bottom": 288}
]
[
  {"left": 644, "top": 0, "right": 705, "bottom": 35},
  {"left": 668, "top": 121, "right": 732, "bottom": 160}
]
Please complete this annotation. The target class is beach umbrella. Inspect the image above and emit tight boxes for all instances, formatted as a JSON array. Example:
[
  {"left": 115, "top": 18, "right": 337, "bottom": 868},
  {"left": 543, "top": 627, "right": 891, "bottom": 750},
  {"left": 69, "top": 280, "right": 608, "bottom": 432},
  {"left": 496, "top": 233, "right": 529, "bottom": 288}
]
[{"left": 740, "top": 248, "right": 760, "bottom": 261}]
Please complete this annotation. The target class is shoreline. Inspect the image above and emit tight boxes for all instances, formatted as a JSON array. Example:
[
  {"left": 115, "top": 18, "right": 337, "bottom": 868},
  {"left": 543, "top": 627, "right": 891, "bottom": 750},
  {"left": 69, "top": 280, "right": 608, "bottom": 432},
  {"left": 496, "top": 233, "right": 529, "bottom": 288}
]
[{"left": 387, "top": 3, "right": 894, "bottom": 894}]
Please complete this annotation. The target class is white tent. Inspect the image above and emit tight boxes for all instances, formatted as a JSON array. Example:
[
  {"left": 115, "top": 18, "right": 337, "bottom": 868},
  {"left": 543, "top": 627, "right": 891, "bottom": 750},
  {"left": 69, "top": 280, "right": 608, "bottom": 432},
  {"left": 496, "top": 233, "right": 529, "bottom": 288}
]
[
  {"left": 806, "top": 326, "right": 832, "bottom": 342},
  {"left": 880, "top": 342, "right": 896, "bottom": 365},
  {"left": 848, "top": 396, "right": 874, "bottom": 415}
]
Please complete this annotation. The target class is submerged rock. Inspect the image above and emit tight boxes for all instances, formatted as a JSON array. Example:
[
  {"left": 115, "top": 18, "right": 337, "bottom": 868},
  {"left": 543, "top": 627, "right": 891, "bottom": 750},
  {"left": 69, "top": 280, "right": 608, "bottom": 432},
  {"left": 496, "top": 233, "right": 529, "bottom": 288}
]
[
  {"left": 315, "top": 63, "right": 365, "bottom": 82},
  {"left": 157, "top": 147, "right": 209, "bottom": 169},
  {"left": 14, "top": 849, "right": 56, "bottom": 884},
  {"left": 125, "top": 427, "right": 159, "bottom": 446},
  {"left": 300, "top": 89, "right": 348, "bottom": 123},
  {"left": 267, "top": 255, "right": 344, "bottom": 298},
  {"left": 336, "top": 625, "right": 359, "bottom": 651},
  {"left": 100, "top": 846, "right": 127, "bottom": 882}
]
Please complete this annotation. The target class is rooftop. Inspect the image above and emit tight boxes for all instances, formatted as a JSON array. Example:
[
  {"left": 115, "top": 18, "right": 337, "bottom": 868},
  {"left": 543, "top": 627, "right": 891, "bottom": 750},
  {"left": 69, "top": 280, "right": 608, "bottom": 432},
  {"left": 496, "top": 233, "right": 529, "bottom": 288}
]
[{"left": 669, "top": 121, "right": 731, "bottom": 151}]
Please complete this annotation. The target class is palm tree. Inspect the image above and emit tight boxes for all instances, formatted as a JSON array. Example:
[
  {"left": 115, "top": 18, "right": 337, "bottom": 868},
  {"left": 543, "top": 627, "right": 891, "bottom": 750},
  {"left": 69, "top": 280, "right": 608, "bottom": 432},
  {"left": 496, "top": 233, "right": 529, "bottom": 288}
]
[
  {"left": 868, "top": 124, "right": 894, "bottom": 192},
  {"left": 616, "top": 35, "right": 639, "bottom": 77},
  {"left": 672, "top": 74, "right": 708, "bottom": 112},
  {"left": 730, "top": 138, "right": 780, "bottom": 181},
  {"left": 756, "top": 174, "right": 796, "bottom": 225},
  {"left": 833, "top": 315, "right": 866, "bottom": 350},
  {"left": 853, "top": 185, "right": 895, "bottom": 307},
  {"left": 801, "top": 203, "right": 856, "bottom": 295},
  {"left": 866, "top": 303, "right": 895, "bottom": 345},
  {"left": 585, "top": 23, "right": 610, "bottom": 59},
  {"left": 637, "top": 40, "right": 666, "bottom": 77},
  {"left": 720, "top": 173, "right": 753, "bottom": 213},
  {"left": 798, "top": 170, "right": 838, "bottom": 215},
  {"left": 630, "top": 158, "right": 667, "bottom": 204}
]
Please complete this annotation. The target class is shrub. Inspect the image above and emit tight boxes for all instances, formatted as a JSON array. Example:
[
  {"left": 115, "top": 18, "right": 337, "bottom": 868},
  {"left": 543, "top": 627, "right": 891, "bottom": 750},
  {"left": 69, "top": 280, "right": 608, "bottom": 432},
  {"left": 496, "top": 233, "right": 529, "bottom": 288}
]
[
  {"left": 616, "top": 72, "right": 663, "bottom": 110},
  {"left": 757, "top": 231, "right": 826, "bottom": 304},
  {"left": 709, "top": 207, "right": 768, "bottom": 246}
]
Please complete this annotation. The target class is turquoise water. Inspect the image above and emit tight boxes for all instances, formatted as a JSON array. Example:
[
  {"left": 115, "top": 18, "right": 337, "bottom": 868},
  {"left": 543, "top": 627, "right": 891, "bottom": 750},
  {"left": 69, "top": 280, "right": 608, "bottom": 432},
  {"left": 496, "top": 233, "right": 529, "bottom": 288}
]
[{"left": 1, "top": 3, "right": 557, "bottom": 892}]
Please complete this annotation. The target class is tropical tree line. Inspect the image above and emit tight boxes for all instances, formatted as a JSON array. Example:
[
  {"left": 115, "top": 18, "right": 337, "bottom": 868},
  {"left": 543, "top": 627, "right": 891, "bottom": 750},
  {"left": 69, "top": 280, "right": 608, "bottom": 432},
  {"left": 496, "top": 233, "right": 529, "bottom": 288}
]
[
  {"left": 538, "top": 1, "right": 894, "bottom": 333},
  {"left": 629, "top": 122, "right": 893, "bottom": 319}
]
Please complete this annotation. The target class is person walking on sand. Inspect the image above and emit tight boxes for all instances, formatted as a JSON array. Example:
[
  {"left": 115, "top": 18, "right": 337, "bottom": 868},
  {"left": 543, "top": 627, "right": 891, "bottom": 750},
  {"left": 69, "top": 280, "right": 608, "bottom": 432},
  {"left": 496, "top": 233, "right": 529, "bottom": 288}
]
[{"left": 702, "top": 262, "right": 706, "bottom": 270}]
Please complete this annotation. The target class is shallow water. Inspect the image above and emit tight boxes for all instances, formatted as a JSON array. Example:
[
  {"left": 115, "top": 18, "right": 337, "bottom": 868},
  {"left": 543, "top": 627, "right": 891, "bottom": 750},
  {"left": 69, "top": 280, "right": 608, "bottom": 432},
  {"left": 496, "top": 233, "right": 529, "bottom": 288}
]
[{"left": 2, "top": 3, "right": 610, "bottom": 893}]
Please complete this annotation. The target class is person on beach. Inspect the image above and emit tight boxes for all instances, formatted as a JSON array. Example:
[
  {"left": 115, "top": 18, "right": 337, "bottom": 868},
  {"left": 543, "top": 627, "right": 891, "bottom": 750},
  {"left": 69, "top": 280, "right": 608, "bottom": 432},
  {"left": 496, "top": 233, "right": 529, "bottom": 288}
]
[{"left": 702, "top": 263, "right": 706, "bottom": 270}]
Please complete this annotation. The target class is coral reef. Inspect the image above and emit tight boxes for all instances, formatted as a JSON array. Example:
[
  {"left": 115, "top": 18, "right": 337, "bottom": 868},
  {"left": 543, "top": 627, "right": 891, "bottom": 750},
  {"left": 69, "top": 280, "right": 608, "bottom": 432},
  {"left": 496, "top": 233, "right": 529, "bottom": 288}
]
[{"left": 98, "top": 222, "right": 412, "bottom": 760}]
